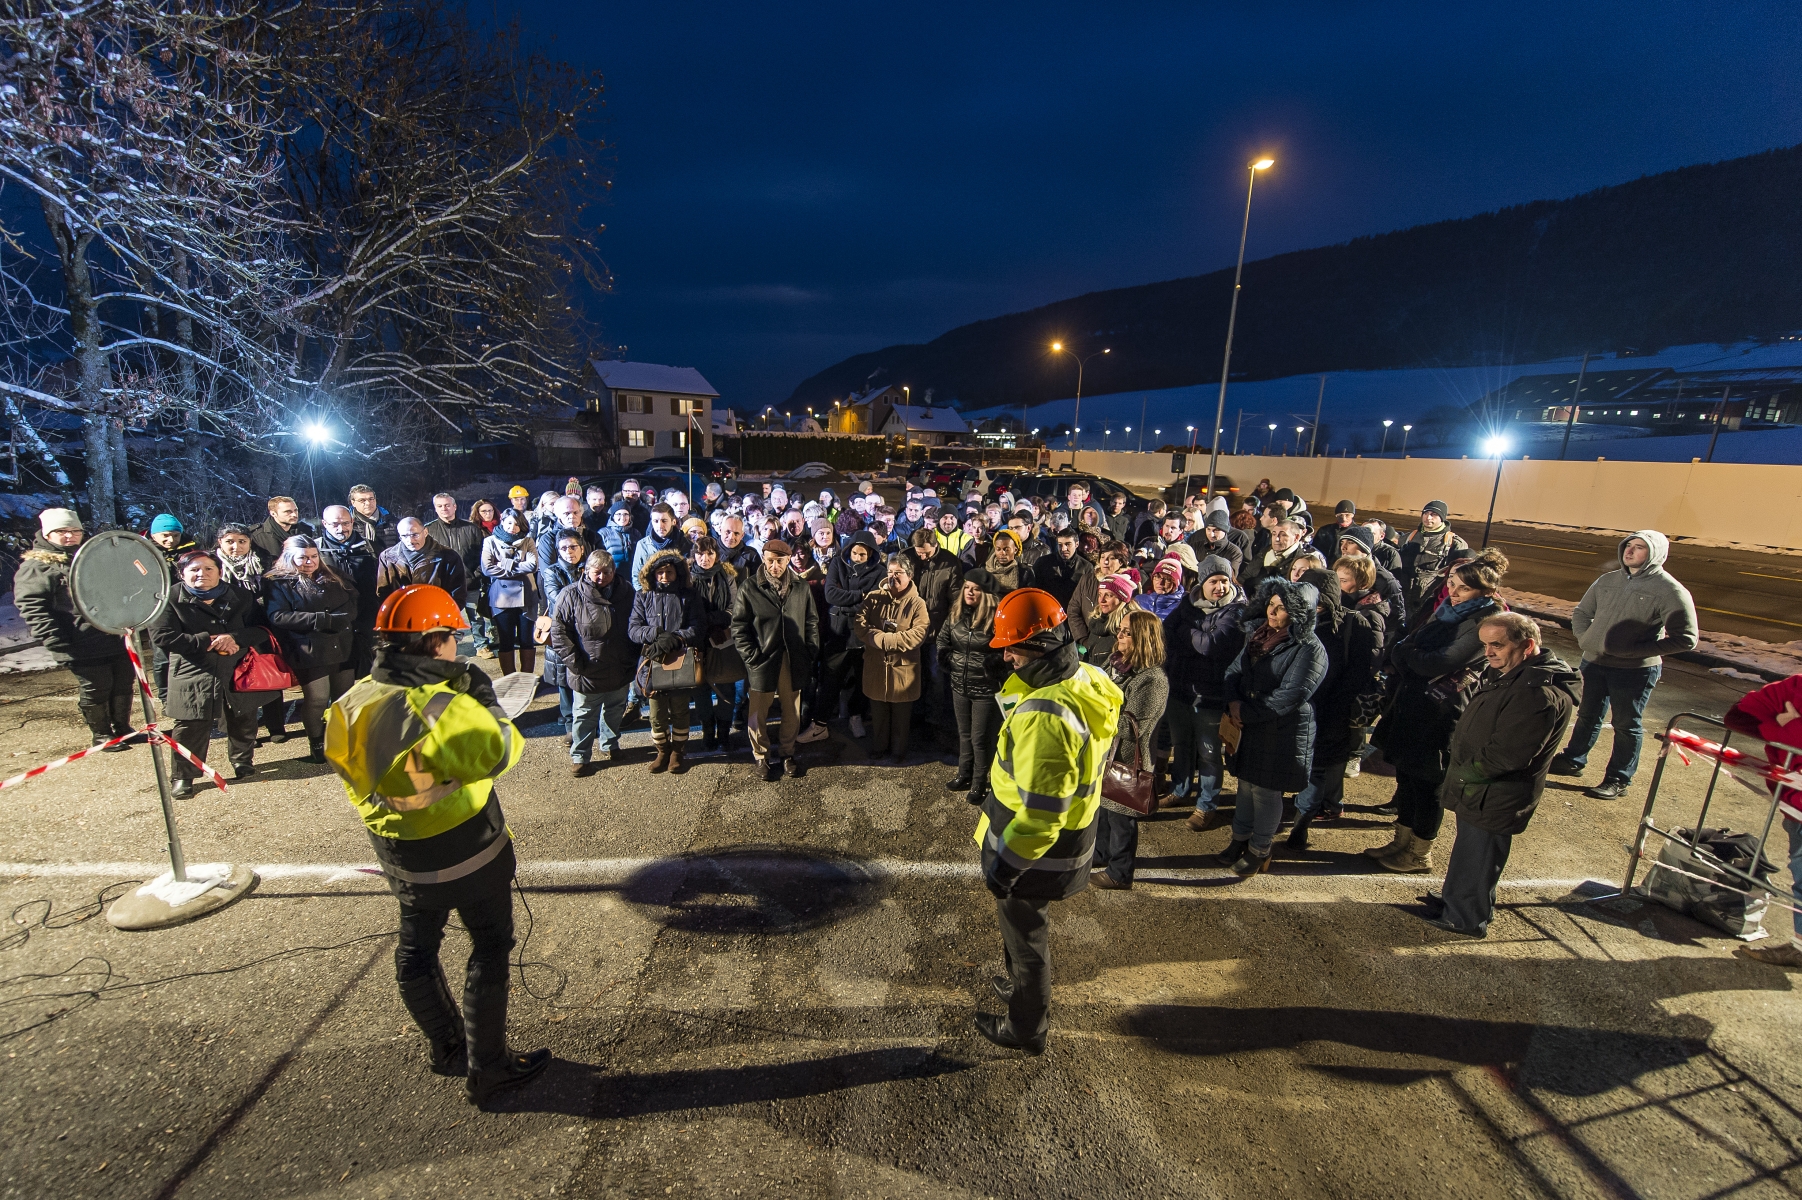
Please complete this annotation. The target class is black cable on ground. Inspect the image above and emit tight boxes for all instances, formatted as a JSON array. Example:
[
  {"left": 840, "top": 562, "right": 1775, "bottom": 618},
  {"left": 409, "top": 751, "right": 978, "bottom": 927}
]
[{"left": 0, "top": 881, "right": 140, "bottom": 952}]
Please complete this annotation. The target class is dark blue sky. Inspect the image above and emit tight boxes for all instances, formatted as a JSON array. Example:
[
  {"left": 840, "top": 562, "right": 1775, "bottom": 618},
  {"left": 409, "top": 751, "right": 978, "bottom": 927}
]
[{"left": 506, "top": 1, "right": 1802, "bottom": 412}]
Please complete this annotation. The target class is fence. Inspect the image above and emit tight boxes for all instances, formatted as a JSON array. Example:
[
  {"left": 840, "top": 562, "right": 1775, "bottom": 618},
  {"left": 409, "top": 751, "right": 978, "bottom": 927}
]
[{"left": 722, "top": 433, "right": 888, "bottom": 473}]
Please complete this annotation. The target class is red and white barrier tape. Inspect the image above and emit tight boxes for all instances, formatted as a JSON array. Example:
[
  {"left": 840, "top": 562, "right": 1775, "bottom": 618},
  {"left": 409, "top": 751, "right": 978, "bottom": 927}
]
[
  {"left": 0, "top": 632, "right": 227, "bottom": 794},
  {"left": 1664, "top": 728, "right": 1802, "bottom": 812}
]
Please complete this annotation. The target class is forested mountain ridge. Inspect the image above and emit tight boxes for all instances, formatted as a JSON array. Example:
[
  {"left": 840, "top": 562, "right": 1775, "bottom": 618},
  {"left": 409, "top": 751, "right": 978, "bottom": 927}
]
[{"left": 785, "top": 144, "right": 1802, "bottom": 413}]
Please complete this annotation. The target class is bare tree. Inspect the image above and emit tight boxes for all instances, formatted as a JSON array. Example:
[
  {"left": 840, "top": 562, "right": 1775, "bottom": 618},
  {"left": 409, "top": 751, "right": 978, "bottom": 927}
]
[{"left": 0, "top": 0, "right": 299, "bottom": 524}]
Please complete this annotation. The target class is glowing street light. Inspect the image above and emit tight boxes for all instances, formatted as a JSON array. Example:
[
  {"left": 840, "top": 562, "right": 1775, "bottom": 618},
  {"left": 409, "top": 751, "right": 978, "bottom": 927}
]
[
  {"left": 1293, "top": 424, "right": 1305, "bottom": 455},
  {"left": 1401, "top": 423, "right": 1413, "bottom": 455},
  {"left": 1380, "top": 419, "right": 1394, "bottom": 456},
  {"left": 1265, "top": 422, "right": 1278, "bottom": 454},
  {"left": 1050, "top": 342, "right": 1110, "bottom": 467},
  {"left": 1205, "top": 155, "right": 1276, "bottom": 501},
  {"left": 1186, "top": 424, "right": 1198, "bottom": 454},
  {"left": 1481, "top": 434, "right": 1512, "bottom": 547}
]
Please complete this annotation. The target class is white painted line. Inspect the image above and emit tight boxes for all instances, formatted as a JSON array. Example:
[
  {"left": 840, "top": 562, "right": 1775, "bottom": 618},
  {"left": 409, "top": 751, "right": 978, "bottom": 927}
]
[{"left": 0, "top": 858, "right": 1600, "bottom": 891}]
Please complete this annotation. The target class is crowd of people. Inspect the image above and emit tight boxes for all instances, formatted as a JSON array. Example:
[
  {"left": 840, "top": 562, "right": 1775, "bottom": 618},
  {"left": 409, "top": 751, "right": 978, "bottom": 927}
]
[{"left": 25, "top": 465, "right": 1776, "bottom": 1072}]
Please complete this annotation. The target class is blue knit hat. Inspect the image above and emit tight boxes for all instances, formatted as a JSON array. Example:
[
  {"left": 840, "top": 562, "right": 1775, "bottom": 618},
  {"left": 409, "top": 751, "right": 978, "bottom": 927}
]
[{"left": 149, "top": 514, "right": 184, "bottom": 535}]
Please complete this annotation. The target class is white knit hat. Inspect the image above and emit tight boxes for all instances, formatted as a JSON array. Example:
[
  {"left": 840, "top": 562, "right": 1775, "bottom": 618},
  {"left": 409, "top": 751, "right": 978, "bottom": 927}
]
[{"left": 38, "top": 507, "right": 81, "bottom": 535}]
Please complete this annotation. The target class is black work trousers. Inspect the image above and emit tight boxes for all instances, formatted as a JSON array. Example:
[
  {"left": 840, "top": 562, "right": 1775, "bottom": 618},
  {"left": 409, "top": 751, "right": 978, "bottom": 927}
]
[
  {"left": 996, "top": 895, "right": 1052, "bottom": 1043},
  {"left": 1394, "top": 770, "right": 1446, "bottom": 840},
  {"left": 1440, "top": 822, "right": 1513, "bottom": 934},
  {"left": 68, "top": 655, "right": 136, "bottom": 713},
  {"left": 172, "top": 704, "right": 258, "bottom": 782},
  {"left": 395, "top": 886, "right": 515, "bottom": 1009},
  {"left": 952, "top": 689, "right": 1001, "bottom": 791},
  {"left": 1095, "top": 808, "right": 1139, "bottom": 884}
]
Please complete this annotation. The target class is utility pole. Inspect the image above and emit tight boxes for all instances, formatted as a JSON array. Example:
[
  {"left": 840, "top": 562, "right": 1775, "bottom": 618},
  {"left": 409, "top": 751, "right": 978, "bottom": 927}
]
[
  {"left": 1232, "top": 408, "right": 1246, "bottom": 455},
  {"left": 1308, "top": 374, "right": 1325, "bottom": 457},
  {"left": 1557, "top": 351, "right": 1590, "bottom": 461},
  {"left": 1205, "top": 157, "right": 1273, "bottom": 500},
  {"left": 1705, "top": 385, "right": 1732, "bottom": 463}
]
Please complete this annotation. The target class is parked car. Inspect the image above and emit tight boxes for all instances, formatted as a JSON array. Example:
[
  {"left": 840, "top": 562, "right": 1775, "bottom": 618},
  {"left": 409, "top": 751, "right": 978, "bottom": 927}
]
[
  {"left": 785, "top": 461, "right": 851, "bottom": 484},
  {"left": 641, "top": 454, "right": 735, "bottom": 483},
  {"left": 1003, "top": 471, "right": 1149, "bottom": 518}
]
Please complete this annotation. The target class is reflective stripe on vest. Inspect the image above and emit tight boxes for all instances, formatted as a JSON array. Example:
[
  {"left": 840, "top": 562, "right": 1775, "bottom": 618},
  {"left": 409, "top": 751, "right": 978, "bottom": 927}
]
[
  {"left": 993, "top": 697, "right": 1095, "bottom": 814},
  {"left": 378, "top": 822, "right": 512, "bottom": 885}
]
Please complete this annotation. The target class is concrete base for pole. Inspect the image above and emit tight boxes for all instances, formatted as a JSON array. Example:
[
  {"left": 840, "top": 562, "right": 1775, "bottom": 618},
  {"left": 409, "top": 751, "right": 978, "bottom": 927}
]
[{"left": 106, "top": 863, "right": 258, "bottom": 931}]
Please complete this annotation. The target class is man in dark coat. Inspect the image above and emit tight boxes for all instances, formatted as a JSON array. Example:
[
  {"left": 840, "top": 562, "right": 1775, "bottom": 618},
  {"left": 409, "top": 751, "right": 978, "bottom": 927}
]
[
  {"left": 377, "top": 518, "right": 468, "bottom": 607},
  {"left": 13, "top": 507, "right": 137, "bottom": 747},
  {"left": 347, "top": 484, "right": 400, "bottom": 551},
  {"left": 250, "top": 495, "right": 314, "bottom": 561},
  {"left": 732, "top": 538, "right": 822, "bottom": 779},
  {"left": 319, "top": 505, "right": 381, "bottom": 677},
  {"left": 1188, "top": 509, "right": 1244, "bottom": 579},
  {"left": 1312, "top": 500, "right": 1358, "bottom": 559},
  {"left": 910, "top": 528, "right": 965, "bottom": 740},
  {"left": 425, "top": 492, "right": 488, "bottom": 653},
  {"left": 1240, "top": 517, "right": 1310, "bottom": 593},
  {"left": 1423, "top": 612, "right": 1577, "bottom": 936},
  {"left": 1399, "top": 501, "right": 1469, "bottom": 612},
  {"left": 550, "top": 551, "right": 638, "bottom": 772},
  {"left": 1033, "top": 527, "right": 1093, "bottom": 610}
]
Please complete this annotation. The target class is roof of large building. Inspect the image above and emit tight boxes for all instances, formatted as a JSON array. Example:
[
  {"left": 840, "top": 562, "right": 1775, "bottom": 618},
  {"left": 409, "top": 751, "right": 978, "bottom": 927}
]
[
  {"left": 590, "top": 360, "right": 720, "bottom": 397},
  {"left": 883, "top": 404, "right": 970, "bottom": 434}
]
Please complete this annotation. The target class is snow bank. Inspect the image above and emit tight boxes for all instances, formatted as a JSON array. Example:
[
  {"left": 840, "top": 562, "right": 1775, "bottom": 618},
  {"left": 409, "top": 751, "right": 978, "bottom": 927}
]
[{"left": 1500, "top": 587, "right": 1802, "bottom": 681}]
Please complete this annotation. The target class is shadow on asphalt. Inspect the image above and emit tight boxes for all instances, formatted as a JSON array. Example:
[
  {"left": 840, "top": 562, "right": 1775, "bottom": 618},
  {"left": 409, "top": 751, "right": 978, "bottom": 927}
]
[
  {"left": 617, "top": 846, "right": 885, "bottom": 935},
  {"left": 484, "top": 1047, "right": 977, "bottom": 1118}
]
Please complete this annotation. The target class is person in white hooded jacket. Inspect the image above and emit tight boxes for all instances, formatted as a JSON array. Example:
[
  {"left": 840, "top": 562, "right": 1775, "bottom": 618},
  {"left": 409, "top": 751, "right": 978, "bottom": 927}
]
[{"left": 1549, "top": 529, "right": 1697, "bottom": 799}]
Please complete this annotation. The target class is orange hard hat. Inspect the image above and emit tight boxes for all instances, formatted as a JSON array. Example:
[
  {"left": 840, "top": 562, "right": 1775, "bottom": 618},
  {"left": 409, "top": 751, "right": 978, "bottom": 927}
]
[
  {"left": 374, "top": 584, "right": 469, "bottom": 633},
  {"left": 990, "top": 587, "right": 1066, "bottom": 649}
]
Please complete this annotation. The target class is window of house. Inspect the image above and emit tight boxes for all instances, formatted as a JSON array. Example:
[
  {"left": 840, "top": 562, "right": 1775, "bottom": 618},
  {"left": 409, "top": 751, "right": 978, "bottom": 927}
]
[
  {"left": 626, "top": 428, "right": 649, "bottom": 447},
  {"left": 674, "top": 429, "right": 689, "bottom": 449},
  {"left": 618, "top": 393, "right": 647, "bottom": 414}
]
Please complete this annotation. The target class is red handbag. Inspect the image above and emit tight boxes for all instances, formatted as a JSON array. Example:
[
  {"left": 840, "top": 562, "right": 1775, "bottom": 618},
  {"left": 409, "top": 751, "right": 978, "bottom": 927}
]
[{"left": 233, "top": 643, "right": 298, "bottom": 693}]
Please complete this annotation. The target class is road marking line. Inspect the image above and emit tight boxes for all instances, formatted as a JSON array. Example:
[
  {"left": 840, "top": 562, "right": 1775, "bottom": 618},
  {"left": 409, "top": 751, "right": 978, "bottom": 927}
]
[
  {"left": 1695, "top": 606, "right": 1802, "bottom": 630},
  {"left": 1494, "top": 540, "right": 1594, "bottom": 556},
  {"left": 0, "top": 858, "right": 1598, "bottom": 891},
  {"left": 1737, "top": 571, "right": 1802, "bottom": 583}
]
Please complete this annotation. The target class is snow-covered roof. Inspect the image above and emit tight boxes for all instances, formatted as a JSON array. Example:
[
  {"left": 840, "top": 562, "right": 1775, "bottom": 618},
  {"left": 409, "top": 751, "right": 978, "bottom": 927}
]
[
  {"left": 883, "top": 404, "right": 970, "bottom": 434},
  {"left": 590, "top": 360, "right": 720, "bottom": 397}
]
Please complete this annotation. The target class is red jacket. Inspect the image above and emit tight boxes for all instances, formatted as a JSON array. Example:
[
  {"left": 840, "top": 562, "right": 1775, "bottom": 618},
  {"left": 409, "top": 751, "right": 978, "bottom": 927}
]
[{"left": 1723, "top": 673, "right": 1802, "bottom": 822}]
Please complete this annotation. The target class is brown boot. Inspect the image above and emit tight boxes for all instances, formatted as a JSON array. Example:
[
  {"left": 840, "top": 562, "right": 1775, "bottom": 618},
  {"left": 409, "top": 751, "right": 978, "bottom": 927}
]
[
  {"left": 649, "top": 745, "right": 671, "bottom": 773},
  {"left": 1363, "top": 827, "right": 1410, "bottom": 859},
  {"left": 518, "top": 645, "right": 535, "bottom": 675},
  {"left": 1378, "top": 834, "right": 1434, "bottom": 874},
  {"left": 1187, "top": 809, "right": 1229, "bottom": 832},
  {"left": 668, "top": 744, "right": 687, "bottom": 774},
  {"left": 497, "top": 651, "right": 518, "bottom": 675}
]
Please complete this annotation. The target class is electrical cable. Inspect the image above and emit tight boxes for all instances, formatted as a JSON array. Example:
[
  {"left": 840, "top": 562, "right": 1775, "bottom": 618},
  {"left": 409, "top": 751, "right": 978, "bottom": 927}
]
[{"left": 0, "top": 881, "right": 140, "bottom": 952}]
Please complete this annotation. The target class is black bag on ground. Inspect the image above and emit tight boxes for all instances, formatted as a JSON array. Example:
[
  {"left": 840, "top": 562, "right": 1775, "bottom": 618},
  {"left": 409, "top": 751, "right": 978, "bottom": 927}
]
[{"left": 1639, "top": 826, "right": 1779, "bottom": 938}]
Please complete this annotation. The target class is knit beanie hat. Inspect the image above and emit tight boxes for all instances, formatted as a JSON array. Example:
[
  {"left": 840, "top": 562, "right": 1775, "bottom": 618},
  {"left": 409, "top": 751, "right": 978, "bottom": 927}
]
[
  {"left": 149, "top": 514, "right": 184, "bottom": 535},
  {"left": 1099, "top": 574, "right": 1137, "bottom": 604},
  {"left": 1197, "top": 553, "right": 1236, "bottom": 585},
  {"left": 1334, "top": 523, "right": 1376, "bottom": 556},
  {"left": 1335, "top": 499, "right": 1356, "bottom": 515},
  {"left": 1163, "top": 541, "right": 1199, "bottom": 576},
  {"left": 1204, "top": 509, "right": 1232, "bottom": 533},
  {"left": 1153, "top": 556, "right": 1184, "bottom": 584},
  {"left": 38, "top": 507, "right": 81, "bottom": 535},
  {"left": 1422, "top": 499, "right": 1450, "bottom": 520}
]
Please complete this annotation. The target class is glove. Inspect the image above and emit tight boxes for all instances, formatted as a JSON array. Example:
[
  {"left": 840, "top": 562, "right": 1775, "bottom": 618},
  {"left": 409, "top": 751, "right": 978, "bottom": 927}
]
[
  {"left": 463, "top": 667, "right": 499, "bottom": 709},
  {"left": 651, "top": 632, "right": 681, "bottom": 658},
  {"left": 983, "top": 857, "right": 1021, "bottom": 900}
]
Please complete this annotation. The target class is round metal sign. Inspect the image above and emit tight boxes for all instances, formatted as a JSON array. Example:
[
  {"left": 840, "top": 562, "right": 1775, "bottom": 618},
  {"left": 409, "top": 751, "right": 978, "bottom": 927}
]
[{"left": 70, "top": 530, "right": 172, "bottom": 635}]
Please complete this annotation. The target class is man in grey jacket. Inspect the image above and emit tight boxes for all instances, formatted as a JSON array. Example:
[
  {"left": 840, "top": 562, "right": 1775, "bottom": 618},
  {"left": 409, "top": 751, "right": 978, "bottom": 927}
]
[{"left": 1550, "top": 529, "right": 1698, "bottom": 799}]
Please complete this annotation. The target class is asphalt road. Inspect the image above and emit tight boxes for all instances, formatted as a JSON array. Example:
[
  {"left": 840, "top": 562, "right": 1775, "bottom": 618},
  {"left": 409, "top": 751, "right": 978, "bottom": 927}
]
[
  {"left": 1361, "top": 510, "right": 1802, "bottom": 643},
  {"left": 2, "top": 631, "right": 1799, "bottom": 1199}
]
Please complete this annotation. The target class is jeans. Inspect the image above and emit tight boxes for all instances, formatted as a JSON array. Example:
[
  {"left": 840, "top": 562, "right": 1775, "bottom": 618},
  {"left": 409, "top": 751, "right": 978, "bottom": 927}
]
[
  {"left": 555, "top": 684, "right": 574, "bottom": 726},
  {"left": 1095, "top": 808, "right": 1139, "bottom": 884},
  {"left": 995, "top": 895, "right": 1051, "bottom": 1044},
  {"left": 570, "top": 684, "right": 630, "bottom": 762},
  {"left": 1295, "top": 758, "right": 1349, "bottom": 819},
  {"left": 951, "top": 690, "right": 1001, "bottom": 788},
  {"left": 465, "top": 603, "right": 492, "bottom": 651},
  {"left": 1563, "top": 661, "right": 1662, "bottom": 785},
  {"left": 1394, "top": 770, "right": 1446, "bottom": 840},
  {"left": 1231, "top": 781, "right": 1286, "bottom": 854},
  {"left": 490, "top": 609, "right": 527, "bottom": 653},
  {"left": 1167, "top": 703, "right": 1224, "bottom": 810}
]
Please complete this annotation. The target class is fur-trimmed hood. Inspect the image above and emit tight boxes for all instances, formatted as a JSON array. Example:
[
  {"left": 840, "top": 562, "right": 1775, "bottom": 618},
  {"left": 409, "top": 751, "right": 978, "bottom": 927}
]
[
  {"left": 636, "top": 547, "right": 692, "bottom": 592},
  {"left": 1245, "top": 576, "right": 1321, "bottom": 643}
]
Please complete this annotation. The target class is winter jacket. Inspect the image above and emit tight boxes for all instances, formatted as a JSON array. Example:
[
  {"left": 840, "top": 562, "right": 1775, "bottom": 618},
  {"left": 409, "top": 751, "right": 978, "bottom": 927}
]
[
  {"left": 629, "top": 549, "right": 706, "bottom": 661},
  {"left": 535, "top": 557, "right": 585, "bottom": 689},
  {"left": 426, "top": 517, "right": 485, "bottom": 582},
  {"left": 599, "top": 503, "right": 639, "bottom": 570},
  {"left": 855, "top": 581, "right": 930, "bottom": 702},
  {"left": 1077, "top": 599, "right": 1128, "bottom": 664},
  {"left": 1569, "top": 530, "right": 1698, "bottom": 669},
  {"left": 1102, "top": 659, "right": 1169, "bottom": 816},
  {"left": 549, "top": 575, "right": 637, "bottom": 694},
  {"left": 937, "top": 608, "right": 1006, "bottom": 699},
  {"left": 1240, "top": 540, "right": 1310, "bottom": 593},
  {"left": 1033, "top": 549, "right": 1092, "bottom": 610},
  {"left": 538, "top": 523, "right": 598, "bottom": 575},
  {"left": 1224, "top": 580, "right": 1329, "bottom": 793},
  {"left": 149, "top": 585, "right": 274, "bottom": 720},
  {"left": 823, "top": 532, "right": 885, "bottom": 638},
  {"left": 249, "top": 515, "right": 315, "bottom": 563},
  {"left": 479, "top": 533, "right": 541, "bottom": 618},
  {"left": 1189, "top": 530, "right": 1244, "bottom": 579},
  {"left": 731, "top": 566, "right": 821, "bottom": 693},
  {"left": 1723, "top": 673, "right": 1802, "bottom": 823},
  {"left": 1372, "top": 594, "right": 1502, "bottom": 780},
  {"left": 911, "top": 546, "right": 964, "bottom": 636},
  {"left": 1442, "top": 650, "right": 1579, "bottom": 834},
  {"left": 1135, "top": 589, "right": 1183, "bottom": 620},
  {"left": 317, "top": 533, "right": 378, "bottom": 631},
  {"left": 375, "top": 539, "right": 467, "bottom": 608},
  {"left": 690, "top": 560, "right": 740, "bottom": 673},
  {"left": 1164, "top": 589, "right": 1246, "bottom": 711},
  {"left": 719, "top": 539, "right": 761, "bottom": 577},
  {"left": 350, "top": 509, "right": 399, "bottom": 552},
  {"left": 1399, "top": 526, "right": 1469, "bottom": 611},
  {"left": 263, "top": 573, "right": 357, "bottom": 675},
  {"left": 12, "top": 537, "right": 124, "bottom": 664}
]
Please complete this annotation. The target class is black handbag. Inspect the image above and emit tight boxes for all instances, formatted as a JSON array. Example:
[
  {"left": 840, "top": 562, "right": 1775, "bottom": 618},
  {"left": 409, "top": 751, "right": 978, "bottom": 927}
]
[
  {"left": 1101, "top": 712, "right": 1157, "bottom": 816},
  {"left": 636, "top": 647, "right": 702, "bottom": 695}
]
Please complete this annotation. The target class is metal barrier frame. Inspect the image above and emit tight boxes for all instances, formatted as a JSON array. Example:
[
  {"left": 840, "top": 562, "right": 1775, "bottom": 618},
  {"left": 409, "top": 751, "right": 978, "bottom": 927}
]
[{"left": 1590, "top": 711, "right": 1792, "bottom": 912}]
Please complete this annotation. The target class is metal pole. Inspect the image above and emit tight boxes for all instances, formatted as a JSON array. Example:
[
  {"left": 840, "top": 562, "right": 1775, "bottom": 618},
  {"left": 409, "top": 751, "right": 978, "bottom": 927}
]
[
  {"left": 1232, "top": 409, "right": 1244, "bottom": 455},
  {"left": 1308, "top": 374, "right": 1325, "bottom": 457},
  {"left": 1070, "top": 358, "right": 1083, "bottom": 469},
  {"left": 1205, "top": 166, "right": 1259, "bottom": 501},
  {"left": 1482, "top": 452, "right": 1505, "bottom": 548},
  {"left": 1705, "top": 386, "right": 1731, "bottom": 463},
  {"left": 1137, "top": 397, "right": 1146, "bottom": 453},
  {"left": 133, "top": 628, "right": 186, "bottom": 882},
  {"left": 1557, "top": 351, "right": 1590, "bottom": 461}
]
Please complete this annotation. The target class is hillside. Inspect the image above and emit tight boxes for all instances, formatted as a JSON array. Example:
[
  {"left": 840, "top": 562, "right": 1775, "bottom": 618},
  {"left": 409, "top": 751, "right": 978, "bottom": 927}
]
[{"left": 785, "top": 145, "right": 1802, "bottom": 413}]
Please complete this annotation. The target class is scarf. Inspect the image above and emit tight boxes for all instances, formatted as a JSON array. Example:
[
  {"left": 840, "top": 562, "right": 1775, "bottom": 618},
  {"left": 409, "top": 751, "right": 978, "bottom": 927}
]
[
  {"left": 217, "top": 548, "right": 262, "bottom": 589},
  {"left": 1189, "top": 584, "right": 1238, "bottom": 613},
  {"left": 985, "top": 557, "right": 1021, "bottom": 592},
  {"left": 1435, "top": 594, "right": 1491, "bottom": 624},
  {"left": 399, "top": 541, "right": 430, "bottom": 570},
  {"left": 1247, "top": 619, "right": 1290, "bottom": 658},
  {"left": 183, "top": 581, "right": 231, "bottom": 602},
  {"left": 492, "top": 521, "right": 524, "bottom": 545}
]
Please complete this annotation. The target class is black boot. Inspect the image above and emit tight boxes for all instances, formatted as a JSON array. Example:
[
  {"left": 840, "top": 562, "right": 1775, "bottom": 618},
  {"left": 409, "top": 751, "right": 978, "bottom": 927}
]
[
  {"left": 1215, "top": 838, "right": 1249, "bottom": 868},
  {"left": 1286, "top": 814, "right": 1314, "bottom": 850},
  {"left": 305, "top": 737, "right": 326, "bottom": 765},
  {"left": 464, "top": 971, "right": 550, "bottom": 1107},
  {"left": 946, "top": 772, "right": 973, "bottom": 791},
  {"left": 80, "top": 704, "right": 119, "bottom": 751},
  {"left": 109, "top": 695, "right": 137, "bottom": 743},
  {"left": 397, "top": 964, "right": 467, "bottom": 1076}
]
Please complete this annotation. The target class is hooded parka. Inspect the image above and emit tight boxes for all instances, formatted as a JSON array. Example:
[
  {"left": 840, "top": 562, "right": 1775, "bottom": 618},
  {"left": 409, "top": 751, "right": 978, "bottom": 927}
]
[{"left": 1224, "top": 579, "right": 1329, "bottom": 793}]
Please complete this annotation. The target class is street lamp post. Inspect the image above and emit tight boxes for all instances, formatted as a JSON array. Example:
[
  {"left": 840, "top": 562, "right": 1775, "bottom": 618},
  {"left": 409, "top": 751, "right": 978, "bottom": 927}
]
[
  {"left": 1308, "top": 374, "right": 1325, "bottom": 457},
  {"left": 1103, "top": 427, "right": 1112, "bottom": 451},
  {"left": 1380, "top": 419, "right": 1393, "bottom": 455},
  {"left": 1205, "top": 156, "right": 1274, "bottom": 501},
  {"left": 1050, "top": 342, "right": 1109, "bottom": 469},
  {"left": 1400, "top": 424, "right": 1413, "bottom": 456},
  {"left": 1481, "top": 435, "right": 1510, "bottom": 548},
  {"left": 1265, "top": 422, "right": 1277, "bottom": 454},
  {"left": 1127, "top": 425, "right": 1136, "bottom": 452},
  {"left": 1293, "top": 425, "right": 1305, "bottom": 455},
  {"left": 1186, "top": 424, "right": 1197, "bottom": 454}
]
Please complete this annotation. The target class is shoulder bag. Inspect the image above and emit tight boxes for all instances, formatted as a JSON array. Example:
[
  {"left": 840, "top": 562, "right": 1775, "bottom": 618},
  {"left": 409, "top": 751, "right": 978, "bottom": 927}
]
[
  {"left": 1101, "top": 712, "right": 1157, "bottom": 816},
  {"left": 233, "top": 642, "right": 297, "bottom": 693},
  {"left": 636, "top": 646, "right": 703, "bottom": 695}
]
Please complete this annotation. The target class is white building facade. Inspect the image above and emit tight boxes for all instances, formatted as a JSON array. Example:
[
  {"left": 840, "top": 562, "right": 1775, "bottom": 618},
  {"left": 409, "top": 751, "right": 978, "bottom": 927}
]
[{"left": 591, "top": 360, "right": 721, "bottom": 464}]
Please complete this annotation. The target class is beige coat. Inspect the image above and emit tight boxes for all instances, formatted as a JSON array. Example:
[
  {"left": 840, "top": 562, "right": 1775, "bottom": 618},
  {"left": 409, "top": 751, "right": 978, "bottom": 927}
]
[{"left": 855, "top": 582, "right": 929, "bottom": 702}]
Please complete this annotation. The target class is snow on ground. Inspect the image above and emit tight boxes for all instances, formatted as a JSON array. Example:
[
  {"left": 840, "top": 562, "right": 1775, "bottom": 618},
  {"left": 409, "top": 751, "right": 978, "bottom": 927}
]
[
  {"left": 963, "top": 338, "right": 1802, "bottom": 464},
  {"left": 0, "top": 599, "right": 53, "bottom": 673},
  {"left": 1501, "top": 587, "right": 1802, "bottom": 682}
]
